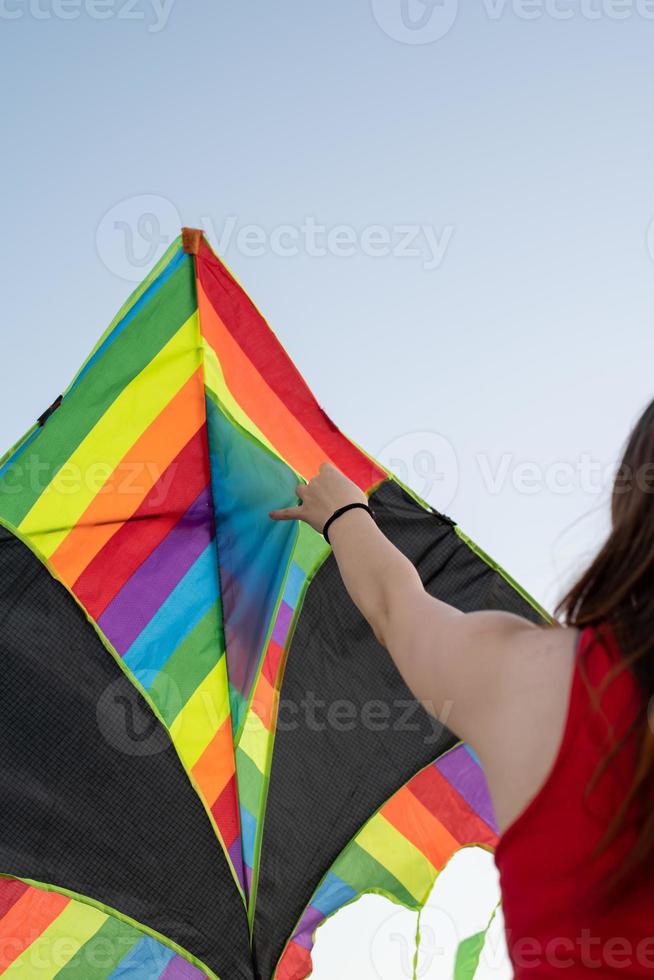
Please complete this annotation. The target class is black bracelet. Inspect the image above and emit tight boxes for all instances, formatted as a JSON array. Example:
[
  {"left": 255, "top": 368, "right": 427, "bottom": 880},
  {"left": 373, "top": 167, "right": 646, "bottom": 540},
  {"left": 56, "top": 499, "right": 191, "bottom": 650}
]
[{"left": 323, "top": 502, "right": 375, "bottom": 545}]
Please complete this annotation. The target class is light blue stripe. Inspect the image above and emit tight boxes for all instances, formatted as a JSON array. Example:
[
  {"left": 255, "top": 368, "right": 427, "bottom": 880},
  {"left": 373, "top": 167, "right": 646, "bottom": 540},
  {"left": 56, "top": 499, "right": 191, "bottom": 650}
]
[
  {"left": 240, "top": 805, "right": 257, "bottom": 868},
  {"left": 311, "top": 871, "right": 357, "bottom": 917},
  {"left": 0, "top": 427, "right": 39, "bottom": 480},
  {"left": 124, "top": 543, "right": 219, "bottom": 682},
  {"left": 283, "top": 562, "right": 305, "bottom": 609},
  {"left": 107, "top": 935, "right": 176, "bottom": 978}
]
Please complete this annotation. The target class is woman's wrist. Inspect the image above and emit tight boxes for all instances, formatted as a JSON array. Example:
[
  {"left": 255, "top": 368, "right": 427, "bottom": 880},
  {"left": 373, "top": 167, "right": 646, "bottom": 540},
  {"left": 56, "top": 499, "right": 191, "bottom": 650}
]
[{"left": 323, "top": 502, "right": 375, "bottom": 544}]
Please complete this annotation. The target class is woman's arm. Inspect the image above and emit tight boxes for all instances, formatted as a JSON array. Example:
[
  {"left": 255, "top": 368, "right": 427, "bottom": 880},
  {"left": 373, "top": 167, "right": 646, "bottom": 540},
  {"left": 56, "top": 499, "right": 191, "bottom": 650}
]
[{"left": 270, "top": 463, "right": 551, "bottom": 752}]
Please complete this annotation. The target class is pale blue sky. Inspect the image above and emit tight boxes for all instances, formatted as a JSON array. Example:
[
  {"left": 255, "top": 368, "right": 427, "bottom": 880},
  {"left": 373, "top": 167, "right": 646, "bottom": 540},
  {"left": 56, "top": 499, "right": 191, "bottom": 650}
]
[{"left": 2, "top": 2, "right": 654, "bottom": 975}]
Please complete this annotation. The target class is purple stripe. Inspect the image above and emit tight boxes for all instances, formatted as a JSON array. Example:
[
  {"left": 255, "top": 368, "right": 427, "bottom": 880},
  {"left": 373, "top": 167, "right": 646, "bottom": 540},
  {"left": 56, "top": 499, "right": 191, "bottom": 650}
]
[
  {"left": 229, "top": 837, "right": 245, "bottom": 891},
  {"left": 271, "top": 600, "right": 294, "bottom": 646},
  {"left": 245, "top": 863, "right": 253, "bottom": 897},
  {"left": 99, "top": 487, "right": 213, "bottom": 653},
  {"left": 293, "top": 904, "right": 325, "bottom": 950},
  {"left": 159, "top": 955, "right": 205, "bottom": 979},
  {"left": 436, "top": 745, "right": 497, "bottom": 831}
]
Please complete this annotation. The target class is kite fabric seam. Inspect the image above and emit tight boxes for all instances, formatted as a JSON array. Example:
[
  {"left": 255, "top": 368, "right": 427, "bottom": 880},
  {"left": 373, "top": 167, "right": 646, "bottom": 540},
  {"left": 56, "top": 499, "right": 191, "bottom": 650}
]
[
  {"left": 0, "top": 874, "right": 220, "bottom": 979},
  {"left": 453, "top": 526, "right": 552, "bottom": 623},
  {"left": 245, "top": 532, "right": 332, "bottom": 929},
  {"left": 201, "top": 384, "right": 303, "bottom": 748},
  {"left": 0, "top": 513, "right": 246, "bottom": 904},
  {"left": 188, "top": 297, "right": 248, "bottom": 900}
]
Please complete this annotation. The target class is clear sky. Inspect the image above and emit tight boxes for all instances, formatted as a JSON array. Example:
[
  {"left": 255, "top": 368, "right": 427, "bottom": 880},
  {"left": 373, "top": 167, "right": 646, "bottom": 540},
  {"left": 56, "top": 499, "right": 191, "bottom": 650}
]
[{"left": 3, "top": 2, "right": 654, "bottom": 976}]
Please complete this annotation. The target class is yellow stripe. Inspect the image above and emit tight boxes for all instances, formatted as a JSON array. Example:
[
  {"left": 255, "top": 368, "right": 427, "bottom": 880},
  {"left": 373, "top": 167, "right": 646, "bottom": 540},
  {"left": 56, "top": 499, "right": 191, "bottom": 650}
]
[
  {"left": 356, "top": 814, "right": 436, "bottom": 904},
  {"left": 236, "top": 708, "right": 269, "bottom": 774},
  {"left": 19, "top": 313, "right": 202, "bottom": 557},
  {"left": 203, "top": 339, "right": 295, "bottom": 469},
  {"left": 170, "top": 658, "right": 231, "bottom": 770},
  {"left": 5, "top": 901, "right": 107, "bottom": 977}
]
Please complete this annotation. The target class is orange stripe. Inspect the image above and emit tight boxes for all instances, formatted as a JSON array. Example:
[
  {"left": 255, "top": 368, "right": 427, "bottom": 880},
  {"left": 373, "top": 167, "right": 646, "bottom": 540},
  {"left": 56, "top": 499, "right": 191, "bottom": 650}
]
[
  {"left": 198, "top": 282, "right": 328, "bottom": 480},
  {"left": 250, "top": 671, "right": 276, "bottom": 729},
  {"left": 50, "top": 369, "right": 206, "bottom": 586},
  {"left": 0, "top": 888, "right": 69, "bottom": 972},
  {"left": 192, "top": 714, "right": 236, "bottom": 808},
  {"left": 382, "top": 788, "right": 460, "bottom": 871}
]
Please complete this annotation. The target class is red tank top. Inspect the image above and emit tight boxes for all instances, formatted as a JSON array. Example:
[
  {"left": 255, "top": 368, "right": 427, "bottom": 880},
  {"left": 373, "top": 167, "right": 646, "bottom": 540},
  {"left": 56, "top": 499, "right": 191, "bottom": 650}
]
[{"left": 494, "top": 625, "right": 654, "bottom": 977}]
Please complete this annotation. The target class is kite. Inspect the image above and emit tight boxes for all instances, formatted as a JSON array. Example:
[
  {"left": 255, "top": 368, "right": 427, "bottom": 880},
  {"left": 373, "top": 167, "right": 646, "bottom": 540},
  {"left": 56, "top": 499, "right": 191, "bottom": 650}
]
[{"left": 0, "top": 229, "right": 545, "bottom": 979}]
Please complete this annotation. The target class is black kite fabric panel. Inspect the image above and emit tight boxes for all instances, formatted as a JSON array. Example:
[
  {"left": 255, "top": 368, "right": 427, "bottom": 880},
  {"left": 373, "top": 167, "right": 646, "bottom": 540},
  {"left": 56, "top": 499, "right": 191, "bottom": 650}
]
[{"left": 0, "top": 526, "right": 253, "bottom": 980}]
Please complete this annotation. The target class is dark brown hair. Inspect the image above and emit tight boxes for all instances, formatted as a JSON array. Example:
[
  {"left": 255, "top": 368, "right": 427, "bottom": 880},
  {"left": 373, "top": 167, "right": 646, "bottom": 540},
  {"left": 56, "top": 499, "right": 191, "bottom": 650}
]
[{"left": 556, "top": 398, "right": 654, "bottom": 888}]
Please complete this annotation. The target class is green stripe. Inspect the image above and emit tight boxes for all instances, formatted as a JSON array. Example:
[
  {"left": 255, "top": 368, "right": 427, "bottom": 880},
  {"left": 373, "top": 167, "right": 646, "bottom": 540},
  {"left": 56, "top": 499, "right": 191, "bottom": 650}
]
[
  {"left": 54, "top": 915, "right": 143, "bottom": 978},
  {"left": 235, "top": 745, "right": 264, "bottom": 815},
  {"left": 69, "top": 238, "right": 185, "bottom": 388},
  {"left": 0, "top": 256, "right": 197, "bottom": 527},
  {"left": 150, "top": 603, "right": 224, "bottom": 727},
  {"left": 332, "top": 842, "right": 417, "bottom": 909},
  {"left": 230, "top": 684, "right": 247, "bottom": 734}
]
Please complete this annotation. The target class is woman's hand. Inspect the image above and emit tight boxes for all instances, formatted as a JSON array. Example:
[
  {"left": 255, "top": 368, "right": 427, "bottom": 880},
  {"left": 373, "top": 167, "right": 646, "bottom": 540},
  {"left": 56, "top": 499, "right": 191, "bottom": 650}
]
[{"left": 269, "top": 462, "right": 367, "bottom": 535}]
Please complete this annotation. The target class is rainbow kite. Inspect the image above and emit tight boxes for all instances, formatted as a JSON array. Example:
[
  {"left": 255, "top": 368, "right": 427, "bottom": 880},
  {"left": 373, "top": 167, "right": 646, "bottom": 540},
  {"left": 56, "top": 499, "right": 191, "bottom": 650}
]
[{"left": 0, "top": 229, "right": 544, "bottom": 979}]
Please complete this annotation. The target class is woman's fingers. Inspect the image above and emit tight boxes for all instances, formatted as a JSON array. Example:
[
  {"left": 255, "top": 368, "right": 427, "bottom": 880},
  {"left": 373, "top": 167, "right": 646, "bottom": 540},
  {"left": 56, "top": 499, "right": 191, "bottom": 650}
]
[{"left": 269, "top": 506, "right": 304, "bottom": 522}]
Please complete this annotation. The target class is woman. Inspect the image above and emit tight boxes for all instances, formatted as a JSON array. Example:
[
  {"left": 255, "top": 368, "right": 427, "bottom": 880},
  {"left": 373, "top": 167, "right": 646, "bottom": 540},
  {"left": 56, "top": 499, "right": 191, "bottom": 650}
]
[{"left": 271, "top": 400, "right": 654, "bottom": 977}]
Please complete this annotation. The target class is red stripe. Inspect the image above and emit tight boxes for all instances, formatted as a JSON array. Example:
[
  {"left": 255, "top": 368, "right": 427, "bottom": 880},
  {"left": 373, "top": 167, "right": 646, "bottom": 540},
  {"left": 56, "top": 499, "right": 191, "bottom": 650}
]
[
  {"left": 73, "top": 425, "right": 210, "bottom": 618},
  {"left": 409, "top": 765, "right": 497, "bottom": 847},
  {"left": 275, "top": 940, "right": 313, "bottom": 980},
  {"left": 211, "top": 774, "right": 240, "bottom": 849},
  {"left": 0, "top": 879, "right": 28, "bottom": 921},
  {"left": 262, "top": 640, "right": 284, "bottom": 687},
  {"left": 196, "top": 242, "right": 386, "bottom": 491}
]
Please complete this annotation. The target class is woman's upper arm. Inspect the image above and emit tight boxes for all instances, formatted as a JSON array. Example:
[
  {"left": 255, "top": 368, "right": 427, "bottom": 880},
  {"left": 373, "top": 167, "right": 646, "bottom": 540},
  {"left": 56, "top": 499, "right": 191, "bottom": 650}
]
[{"left": 382, "top": 586, "right": 546, "bottom": 750}]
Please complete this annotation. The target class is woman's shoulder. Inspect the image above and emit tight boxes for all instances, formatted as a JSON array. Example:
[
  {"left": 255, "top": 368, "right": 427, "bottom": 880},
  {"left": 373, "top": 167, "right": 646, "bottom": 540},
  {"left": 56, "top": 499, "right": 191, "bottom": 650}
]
[{"left": 474, "top": 621, "right": 580, "bottom": 834}]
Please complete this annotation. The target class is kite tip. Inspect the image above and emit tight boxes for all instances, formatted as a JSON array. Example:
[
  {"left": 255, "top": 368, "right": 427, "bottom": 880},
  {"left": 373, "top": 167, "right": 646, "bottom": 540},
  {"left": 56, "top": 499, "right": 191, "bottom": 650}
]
[{"left": 182, "top": 227, "right": 203, "bottom": 255}]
